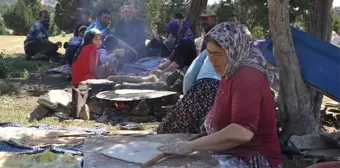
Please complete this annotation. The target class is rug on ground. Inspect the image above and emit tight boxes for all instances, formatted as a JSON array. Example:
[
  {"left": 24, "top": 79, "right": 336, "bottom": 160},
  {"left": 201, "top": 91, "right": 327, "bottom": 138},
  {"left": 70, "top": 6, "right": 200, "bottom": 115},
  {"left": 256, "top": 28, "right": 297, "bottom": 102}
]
[{"left": 0, "top": 122, "right": 107, "bottom": 155}]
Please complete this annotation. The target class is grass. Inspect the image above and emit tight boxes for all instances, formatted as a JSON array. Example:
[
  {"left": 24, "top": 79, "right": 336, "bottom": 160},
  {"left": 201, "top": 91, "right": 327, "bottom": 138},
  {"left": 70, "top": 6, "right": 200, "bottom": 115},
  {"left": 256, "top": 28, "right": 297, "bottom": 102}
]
[{"left": 0, "top": 34, "right": 122, "bottom": 130}]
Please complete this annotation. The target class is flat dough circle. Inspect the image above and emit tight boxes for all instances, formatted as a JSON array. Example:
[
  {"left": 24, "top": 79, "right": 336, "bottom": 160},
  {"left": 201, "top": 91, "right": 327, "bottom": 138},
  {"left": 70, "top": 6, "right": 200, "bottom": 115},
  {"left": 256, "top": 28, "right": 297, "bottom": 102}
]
[{"left": 101, "top": 141, "right": 164, "bottom": 164}]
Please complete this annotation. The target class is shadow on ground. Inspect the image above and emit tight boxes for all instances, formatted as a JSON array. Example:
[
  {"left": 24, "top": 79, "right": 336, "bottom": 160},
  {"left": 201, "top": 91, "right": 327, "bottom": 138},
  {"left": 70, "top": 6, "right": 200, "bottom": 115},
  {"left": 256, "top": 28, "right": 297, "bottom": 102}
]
[{"left": 0, "top": 53, "right": 70, "bottom": 97}]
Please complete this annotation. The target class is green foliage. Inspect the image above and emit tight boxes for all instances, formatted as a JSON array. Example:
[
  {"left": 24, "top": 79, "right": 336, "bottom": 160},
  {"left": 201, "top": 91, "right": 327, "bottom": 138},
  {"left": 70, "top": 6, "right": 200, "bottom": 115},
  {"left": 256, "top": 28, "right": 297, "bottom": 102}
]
[
  {"left": 0, "top": 79, "right": 16, "bottom": 95},
  {"left": 0, "top": 4, "right": 10, "bottom": 15},
  {"left": 54, "top": 0, "right": 77, "bottom": 33},
  {"left": 0, "top": 53, "right": 42, "bottom": 79},
  {"left": 214, "top": 0, "right": 313, "bottom": 39},
  {"left": 49, "top": 16, "right": 62, "bottom": 36},
  {"left": 215, "top": 0, "right": 235, "bottom": 23},
  {"left": 0, "top": 17, "right": 9, "bottom": 35},
  {"left": 2, "top": 0, "right": 43, "bottom": 35},
  {"left": 43, "top": 5, "right": 56, "bottom": 14},
  {"left": 332, "top": 8, "right": 340, "bottom": 33},
  {"left": 144, "top": 0, "right": 168, "bottom": 36},
  {"left": 215, "top": 0, "right": 268, "bottom": 38},
  {"left": 144, "top": 0, "right": 189, "bottom": 37}
]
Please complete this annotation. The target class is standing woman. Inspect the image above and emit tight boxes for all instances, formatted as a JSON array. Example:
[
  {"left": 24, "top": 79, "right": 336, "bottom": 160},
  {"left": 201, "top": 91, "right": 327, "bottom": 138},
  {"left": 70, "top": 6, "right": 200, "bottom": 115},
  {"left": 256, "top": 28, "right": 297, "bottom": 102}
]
[
  {"left": 71, "top": 28, "right": 102, "bottom": 87},
  {"left": 158, "top": 23, "right": 282, "bottom": 168}
]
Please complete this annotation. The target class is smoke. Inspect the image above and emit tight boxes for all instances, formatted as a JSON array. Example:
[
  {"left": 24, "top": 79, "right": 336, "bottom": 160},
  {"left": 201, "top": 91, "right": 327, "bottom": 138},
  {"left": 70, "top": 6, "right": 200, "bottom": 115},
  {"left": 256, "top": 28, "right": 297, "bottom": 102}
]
[{"left": 76, "top": 0, "right": 149, "bottom": 66}]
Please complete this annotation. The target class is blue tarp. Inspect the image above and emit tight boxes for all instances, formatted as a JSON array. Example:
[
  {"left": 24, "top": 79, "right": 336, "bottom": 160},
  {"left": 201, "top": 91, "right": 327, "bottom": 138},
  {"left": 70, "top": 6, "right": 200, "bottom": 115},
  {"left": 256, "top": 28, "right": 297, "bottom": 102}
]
[{"left": 260, "top": 27, "right": 340, "bottom": 101}]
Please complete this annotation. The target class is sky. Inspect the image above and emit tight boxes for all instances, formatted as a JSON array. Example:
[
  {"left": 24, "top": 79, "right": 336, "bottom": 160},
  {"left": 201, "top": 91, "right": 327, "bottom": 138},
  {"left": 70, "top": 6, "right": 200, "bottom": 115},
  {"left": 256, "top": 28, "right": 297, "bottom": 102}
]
[{"left": 207, "top": 0, "right": 340, "bottom": 7}]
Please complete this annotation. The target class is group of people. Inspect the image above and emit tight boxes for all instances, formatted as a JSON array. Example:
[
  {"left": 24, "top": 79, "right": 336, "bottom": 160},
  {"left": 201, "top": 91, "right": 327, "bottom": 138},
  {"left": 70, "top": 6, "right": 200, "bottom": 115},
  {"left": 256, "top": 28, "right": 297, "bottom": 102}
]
[
  {"left": 24, "top": 6, "right": 282, "bottom": 167},
  {"left": 24, "top": 4, "right": 148, "bottom": 87},
  {"left": 156, "top": 11, "right": 282, "bottom": 168},
  {"left": 69, "top": 5, "right": 147, "bottom": 87}
]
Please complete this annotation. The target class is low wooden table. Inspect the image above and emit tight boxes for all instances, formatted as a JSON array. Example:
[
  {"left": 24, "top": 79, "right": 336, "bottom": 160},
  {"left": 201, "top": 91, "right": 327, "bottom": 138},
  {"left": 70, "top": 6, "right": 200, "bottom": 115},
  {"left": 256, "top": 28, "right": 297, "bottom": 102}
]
[{"left": 83, "top": 134, "right": 217, "bottom": 168}]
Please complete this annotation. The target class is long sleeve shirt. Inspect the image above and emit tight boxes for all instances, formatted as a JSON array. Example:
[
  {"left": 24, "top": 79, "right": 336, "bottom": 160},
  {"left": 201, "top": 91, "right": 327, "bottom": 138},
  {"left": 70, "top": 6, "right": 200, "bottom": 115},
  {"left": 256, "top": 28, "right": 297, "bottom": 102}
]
[
  {"left": 114, "top": 18, "right": 147, "bottom": 55},
  {"left": 204, "top": 67, "right": 281, "bottom": 167},
  {"left": 183, "top": 50, "right": 220, "bottom": 94},
  {"left": 71, "top": 44, "right": 98, "bottom": 87}
]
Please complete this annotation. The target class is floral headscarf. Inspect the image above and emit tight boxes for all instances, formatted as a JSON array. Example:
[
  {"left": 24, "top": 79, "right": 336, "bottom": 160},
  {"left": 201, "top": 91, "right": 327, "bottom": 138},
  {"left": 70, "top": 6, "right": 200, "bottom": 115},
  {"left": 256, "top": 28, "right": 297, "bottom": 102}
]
[
  {"left": 204, "top": 22, "right": 274, "bottom": 84},
  {"left": 82, "top": 28, "right": 102, "bottom": 45}
]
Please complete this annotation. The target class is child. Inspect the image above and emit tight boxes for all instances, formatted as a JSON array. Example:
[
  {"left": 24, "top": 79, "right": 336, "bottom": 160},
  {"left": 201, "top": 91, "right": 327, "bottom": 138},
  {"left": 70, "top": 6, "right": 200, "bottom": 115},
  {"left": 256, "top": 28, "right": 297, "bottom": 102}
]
[
  {"left": 71, "top": 28, "right": 102, "bottom": 87},
  {"left": 64, "top": 25, "right": 87, "bottom": 65},
  {"left": 95, "top": 35, "right": 125, "bottom": 79}
]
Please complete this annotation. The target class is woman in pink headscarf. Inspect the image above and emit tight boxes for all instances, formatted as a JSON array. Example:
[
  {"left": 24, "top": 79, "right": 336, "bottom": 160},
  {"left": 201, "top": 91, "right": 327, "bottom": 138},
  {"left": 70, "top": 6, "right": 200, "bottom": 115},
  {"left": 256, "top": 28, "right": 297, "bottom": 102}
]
[{"left": 114, "top": 4, "right": 147, "bottom": 65}]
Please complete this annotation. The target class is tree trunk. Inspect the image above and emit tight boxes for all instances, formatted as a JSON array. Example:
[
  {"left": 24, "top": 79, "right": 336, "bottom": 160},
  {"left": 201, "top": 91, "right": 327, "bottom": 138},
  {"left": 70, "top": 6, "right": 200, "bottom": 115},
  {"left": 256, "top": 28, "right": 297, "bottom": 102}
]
[
  {"left": 307, "top": 0, "right": 333, "bottom": 133},
  {"left": 268, "top": 0, "right": 319, "bottom": 139},
  {"left": 310, "top": 0, "right": 333, "bottom": 42},
  {"left": 186, "top": 0, "right": 208, "bottom": 37}
]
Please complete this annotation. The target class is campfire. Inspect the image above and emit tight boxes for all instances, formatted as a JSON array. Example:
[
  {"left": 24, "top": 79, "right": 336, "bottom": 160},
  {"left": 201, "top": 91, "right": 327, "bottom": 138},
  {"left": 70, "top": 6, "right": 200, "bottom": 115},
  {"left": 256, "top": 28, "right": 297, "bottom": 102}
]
[{"left": 114, "top": 102, "right": 125, "bottom": 109}]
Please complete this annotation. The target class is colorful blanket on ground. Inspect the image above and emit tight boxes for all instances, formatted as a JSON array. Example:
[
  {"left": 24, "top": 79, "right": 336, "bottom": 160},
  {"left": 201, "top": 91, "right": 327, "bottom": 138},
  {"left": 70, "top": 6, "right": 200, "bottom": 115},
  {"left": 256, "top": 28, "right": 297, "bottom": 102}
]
[
  {"left": 47, "top": 64, "right": 71, "bottom": 75},
  {"left": 0, "top": 123, "right": 107, "bottom": 155},
  {"left": 118, "top": 57, "right": 167, "bottom": 76},
  {"left": 47, "top": 56, "right": 166, "bottom": 76}
]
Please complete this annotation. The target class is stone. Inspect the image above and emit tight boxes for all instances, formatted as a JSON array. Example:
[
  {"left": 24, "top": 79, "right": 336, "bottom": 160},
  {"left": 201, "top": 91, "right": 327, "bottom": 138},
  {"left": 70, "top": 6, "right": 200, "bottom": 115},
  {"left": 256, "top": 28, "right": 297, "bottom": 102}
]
[
  {"left": 155, "top": 105, "right": 173, "bottom": 121},
  {"left": 29, "top": 105, "right": 50, "bottom": 122},
  {"left": 130, "top": 100, "right": 149, "bottom": 116},
  {"left": 87, "top": 98, "right": 103, "bottom": 116},
  {"left": 321, "top": 132, "right": 340, "bottom": 148},
  {"left": 301, "top": 149, "right": 340, "bottom": 158},
  {"left": 289, "top": 134, "right": 326, "bottom": 150},
  {"left": 79, "top": 104, "right": 90, "bottom": 120},
  {"left": 38, "top": 89, "right": 72, "bottom": 108}
]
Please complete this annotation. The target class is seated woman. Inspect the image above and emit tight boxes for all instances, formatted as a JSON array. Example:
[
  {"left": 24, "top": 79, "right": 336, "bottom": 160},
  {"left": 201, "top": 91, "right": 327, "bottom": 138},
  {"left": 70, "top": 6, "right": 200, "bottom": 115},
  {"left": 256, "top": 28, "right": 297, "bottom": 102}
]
[
  {"left": 151, "top": 13, "right": 197, "bottom": 76},
  {"left": 95, "top": 35, "right": 125, "bottom": 79},
  {"left": 158, "top": 23, "right": 282, "bottom": 168},
  {"left": 64, "top": 25, "right": 87, "bottom": 65},
  {"left": 114, "top": 5, "right": 146, "bottom": 62},
  {"left": 71, "top": 28, "right": 102, "bottom": 87},
  {"left": 157, "top": 49, "right": 220, "bottom": 134}
]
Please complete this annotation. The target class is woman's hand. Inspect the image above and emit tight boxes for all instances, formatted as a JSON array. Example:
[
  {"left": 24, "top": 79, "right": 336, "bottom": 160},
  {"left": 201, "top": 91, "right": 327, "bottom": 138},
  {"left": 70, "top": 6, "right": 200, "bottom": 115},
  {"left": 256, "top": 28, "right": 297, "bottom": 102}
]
[
  {"left": 113, "top": 49, "right": 126, "bottom": 57},
  {"left": 157, "top": 141, "right": 194, "bottom": 155}
]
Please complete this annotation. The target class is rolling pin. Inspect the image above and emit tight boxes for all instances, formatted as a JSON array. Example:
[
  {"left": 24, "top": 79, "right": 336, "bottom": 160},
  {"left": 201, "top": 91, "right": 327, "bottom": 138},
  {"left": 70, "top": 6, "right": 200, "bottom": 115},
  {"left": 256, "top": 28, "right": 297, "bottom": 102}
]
[{"left": 140, "top": 132, "right": 207, "bottom": 168}]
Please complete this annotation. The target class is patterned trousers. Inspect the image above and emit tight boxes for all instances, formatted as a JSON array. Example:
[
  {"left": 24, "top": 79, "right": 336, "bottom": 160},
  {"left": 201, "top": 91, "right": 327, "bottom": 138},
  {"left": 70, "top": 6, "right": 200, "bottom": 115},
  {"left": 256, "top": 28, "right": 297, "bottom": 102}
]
[{"left": 212, "top": 154, "right": 282, "bottom": 168}]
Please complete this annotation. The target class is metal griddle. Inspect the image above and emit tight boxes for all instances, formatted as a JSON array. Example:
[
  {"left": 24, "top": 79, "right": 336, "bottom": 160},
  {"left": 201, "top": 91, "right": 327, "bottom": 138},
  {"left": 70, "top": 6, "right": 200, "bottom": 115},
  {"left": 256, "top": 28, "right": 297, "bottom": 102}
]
[{"left": 96, "top": 89, "right": 177, "bottom": 101}]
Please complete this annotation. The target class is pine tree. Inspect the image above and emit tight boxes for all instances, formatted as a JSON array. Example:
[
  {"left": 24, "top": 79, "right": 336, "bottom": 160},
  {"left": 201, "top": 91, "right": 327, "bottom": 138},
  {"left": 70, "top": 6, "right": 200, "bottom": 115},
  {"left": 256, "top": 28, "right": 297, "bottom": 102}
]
[
  {"left": 2, "top": 0, "right": 42, "bottom": 35},
  {"left": 0, "top": 17, "right": 9, "bottom": 35},
  {"left": 54, "top": 0, "right": 78, "bottom": 32}
]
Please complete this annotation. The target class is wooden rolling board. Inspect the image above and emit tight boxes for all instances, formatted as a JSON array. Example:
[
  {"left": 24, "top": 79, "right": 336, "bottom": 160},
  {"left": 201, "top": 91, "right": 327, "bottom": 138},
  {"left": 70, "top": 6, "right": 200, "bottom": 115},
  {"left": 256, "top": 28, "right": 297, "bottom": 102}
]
[{"left": 83, "top": 134, "right": 217, "bottom": 168}]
